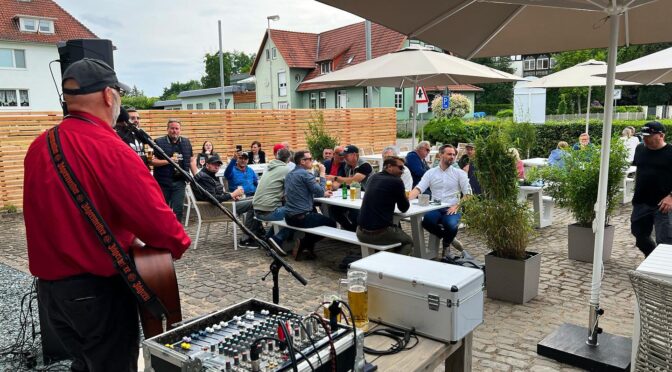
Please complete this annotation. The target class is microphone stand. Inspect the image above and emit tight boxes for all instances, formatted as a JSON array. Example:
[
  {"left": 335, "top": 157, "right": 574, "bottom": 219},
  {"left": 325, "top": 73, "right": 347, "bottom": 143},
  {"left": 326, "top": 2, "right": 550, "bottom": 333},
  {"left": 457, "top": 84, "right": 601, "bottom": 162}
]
[{"left": 127, "top": 125, "right": 307, "bottom": 304}]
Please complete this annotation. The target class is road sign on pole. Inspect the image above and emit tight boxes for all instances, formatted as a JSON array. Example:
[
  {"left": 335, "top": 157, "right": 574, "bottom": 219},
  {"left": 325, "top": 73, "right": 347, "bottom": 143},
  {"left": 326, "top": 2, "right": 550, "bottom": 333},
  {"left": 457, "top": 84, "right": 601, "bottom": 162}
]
[
  {"left": 442, "top": 95, "right": 450, "bottom": 109},
  {"left": 415, "top": 86, "right": 428, "bottom": 103}
]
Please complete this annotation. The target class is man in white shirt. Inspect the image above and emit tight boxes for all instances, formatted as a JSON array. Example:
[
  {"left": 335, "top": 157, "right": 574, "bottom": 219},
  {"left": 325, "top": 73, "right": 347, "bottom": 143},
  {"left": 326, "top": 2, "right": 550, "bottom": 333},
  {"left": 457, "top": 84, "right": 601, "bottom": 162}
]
[
  {"left": 410, "top": 144, "right": 472, "bottom": 250},
  {"left": 382, "top": 146, "right": 413, "bottom": 191}
]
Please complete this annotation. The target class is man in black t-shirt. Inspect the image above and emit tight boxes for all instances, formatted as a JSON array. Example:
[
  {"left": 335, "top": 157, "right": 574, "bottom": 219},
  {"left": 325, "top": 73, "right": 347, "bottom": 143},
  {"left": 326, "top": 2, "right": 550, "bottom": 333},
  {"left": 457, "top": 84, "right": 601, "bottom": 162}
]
[
  {"left": 326, "top": 145, "right": 373, "bottom": 231},
  {"left": 357, "top": 156, "right": 413, "bottom": 255},
  {"left": 631, "top": 121, "right": 672, "bottom": 257},
  {"left": 114, "top": 107, "right": 148, "bottom": 167}
]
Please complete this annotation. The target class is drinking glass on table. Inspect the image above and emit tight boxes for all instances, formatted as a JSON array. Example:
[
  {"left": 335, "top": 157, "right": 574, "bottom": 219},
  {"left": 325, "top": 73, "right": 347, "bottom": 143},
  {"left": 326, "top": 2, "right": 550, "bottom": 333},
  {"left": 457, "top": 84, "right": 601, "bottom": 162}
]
[{"left": 340, "top": 270, "right": 369, "bottom": 331}]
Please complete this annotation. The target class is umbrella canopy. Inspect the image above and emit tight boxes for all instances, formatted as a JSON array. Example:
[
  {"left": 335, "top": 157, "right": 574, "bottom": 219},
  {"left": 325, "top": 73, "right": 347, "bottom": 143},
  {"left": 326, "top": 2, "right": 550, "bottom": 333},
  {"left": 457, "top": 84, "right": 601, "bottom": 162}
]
[
  {"left": 525, "top": 60, "right": 639, "bottom": 88},
  {"left": 315, "top": 0, "right": 671, "bottom": 59},
  {"left": 609, "top": 46, "right": 672, "bottom": 84},
  {"left": 301, "top": 47, "right": 523, "bottom": 88}
]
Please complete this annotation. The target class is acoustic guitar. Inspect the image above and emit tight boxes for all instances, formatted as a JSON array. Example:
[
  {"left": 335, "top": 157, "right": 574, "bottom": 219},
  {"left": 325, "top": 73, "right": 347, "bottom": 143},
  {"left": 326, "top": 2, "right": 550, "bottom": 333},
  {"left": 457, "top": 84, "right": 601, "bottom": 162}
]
[{"left": 130, "top": 241, "right": 183, "bottom": 339}]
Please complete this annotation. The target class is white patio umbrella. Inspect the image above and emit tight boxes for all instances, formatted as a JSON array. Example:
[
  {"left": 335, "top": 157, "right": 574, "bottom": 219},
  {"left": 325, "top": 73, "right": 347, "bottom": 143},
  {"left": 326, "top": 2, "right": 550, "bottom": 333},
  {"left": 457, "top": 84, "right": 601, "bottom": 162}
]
[
  {"left": 315, "top": 0, "right": 672, "bottom": 364},
  {"left": 525, "top": 60, "right": 639, "bottom": 133},
  {"left": 302, "top": 47, "right": 522, "bottom": 145},
  {"left": 608, "top": 46, "right": 672, "bottom": 84}
]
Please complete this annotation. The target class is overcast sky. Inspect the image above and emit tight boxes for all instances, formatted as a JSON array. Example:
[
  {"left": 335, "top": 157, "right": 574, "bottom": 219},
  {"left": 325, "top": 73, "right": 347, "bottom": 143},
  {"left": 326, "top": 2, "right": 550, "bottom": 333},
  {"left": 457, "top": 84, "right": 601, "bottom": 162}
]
[{"left": 54, "top": 0, "right": 362, "bottom": 97}]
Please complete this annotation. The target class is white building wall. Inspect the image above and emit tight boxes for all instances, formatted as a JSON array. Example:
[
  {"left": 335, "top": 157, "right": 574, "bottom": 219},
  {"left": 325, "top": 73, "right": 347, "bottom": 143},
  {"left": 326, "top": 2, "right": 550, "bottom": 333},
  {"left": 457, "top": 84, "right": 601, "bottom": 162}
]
[
  {"left": 0, "top": 41, "right": 62, "bottom": 111},
  {"left": 180, "top": 93, "right": 235, "bottom": 109}
]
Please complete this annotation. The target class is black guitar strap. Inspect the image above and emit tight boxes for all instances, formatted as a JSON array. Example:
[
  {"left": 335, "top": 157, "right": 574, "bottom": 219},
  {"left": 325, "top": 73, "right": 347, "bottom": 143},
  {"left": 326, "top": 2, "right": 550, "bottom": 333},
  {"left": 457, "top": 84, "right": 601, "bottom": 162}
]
[{"left": 46, "top": 123, "right": 168, "bottom": 329}]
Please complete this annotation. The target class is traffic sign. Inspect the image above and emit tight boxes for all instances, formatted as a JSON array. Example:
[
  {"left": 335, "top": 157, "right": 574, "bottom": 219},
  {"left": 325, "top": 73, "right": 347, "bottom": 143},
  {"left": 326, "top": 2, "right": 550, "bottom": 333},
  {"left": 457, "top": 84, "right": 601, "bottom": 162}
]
[
  {"left": 415, "top": 86, "right": 428, "bottom": 103},
  {"left": 442, "top": 95, "right": 450, "bottom": 109}
]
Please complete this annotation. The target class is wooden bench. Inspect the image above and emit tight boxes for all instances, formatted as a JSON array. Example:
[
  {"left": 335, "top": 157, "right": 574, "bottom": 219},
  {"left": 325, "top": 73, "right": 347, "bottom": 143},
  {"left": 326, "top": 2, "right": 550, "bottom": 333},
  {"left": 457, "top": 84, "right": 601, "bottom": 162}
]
[{"left": 268, "top": 219, "right": 401, "bottom": 257}]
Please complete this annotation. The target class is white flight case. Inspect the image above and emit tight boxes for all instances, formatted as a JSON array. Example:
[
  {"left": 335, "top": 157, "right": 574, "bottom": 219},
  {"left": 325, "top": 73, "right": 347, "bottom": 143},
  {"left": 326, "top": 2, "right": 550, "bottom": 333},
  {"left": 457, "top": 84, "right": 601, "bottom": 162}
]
[{"left": 350, "top": 252, "right": 484, "bottom": 342}]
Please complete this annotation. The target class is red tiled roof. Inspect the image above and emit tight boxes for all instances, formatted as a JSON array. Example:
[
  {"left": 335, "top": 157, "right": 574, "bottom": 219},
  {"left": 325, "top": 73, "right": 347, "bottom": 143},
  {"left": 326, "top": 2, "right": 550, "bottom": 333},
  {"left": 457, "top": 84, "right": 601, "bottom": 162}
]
[
  {"left": 250, "top": 21, "right": 406, "bottom": 85},
  {"left": 0, "top": 0, "right": 97, "bottom": 44}
]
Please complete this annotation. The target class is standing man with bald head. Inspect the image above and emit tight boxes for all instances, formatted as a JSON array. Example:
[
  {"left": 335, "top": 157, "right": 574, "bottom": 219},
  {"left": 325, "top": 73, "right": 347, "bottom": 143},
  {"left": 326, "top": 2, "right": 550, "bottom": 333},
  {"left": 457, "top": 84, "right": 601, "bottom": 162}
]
[{"left": 23, "top": 58, "right": 190, "bottom": 371}]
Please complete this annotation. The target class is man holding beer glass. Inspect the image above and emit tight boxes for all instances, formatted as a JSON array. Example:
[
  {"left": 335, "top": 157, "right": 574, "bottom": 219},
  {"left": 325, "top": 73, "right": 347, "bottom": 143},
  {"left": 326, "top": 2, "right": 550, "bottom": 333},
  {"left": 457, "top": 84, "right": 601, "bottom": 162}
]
[
  {"left": 357, "top": 156, "right": 413, "bottom": 255},
  {"left": 325, "top": 145, "right": 372, "bottom": 232}
]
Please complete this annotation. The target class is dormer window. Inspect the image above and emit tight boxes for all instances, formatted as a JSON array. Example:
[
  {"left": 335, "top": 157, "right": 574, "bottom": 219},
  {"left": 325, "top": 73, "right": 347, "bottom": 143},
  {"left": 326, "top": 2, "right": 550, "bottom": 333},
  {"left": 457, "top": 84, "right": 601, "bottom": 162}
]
[
  {"left": 320, "top": 61, "right": 332, "bottom": 74},
  {"left": 18, "top": 17, "right": 54, "bottom": 34}
]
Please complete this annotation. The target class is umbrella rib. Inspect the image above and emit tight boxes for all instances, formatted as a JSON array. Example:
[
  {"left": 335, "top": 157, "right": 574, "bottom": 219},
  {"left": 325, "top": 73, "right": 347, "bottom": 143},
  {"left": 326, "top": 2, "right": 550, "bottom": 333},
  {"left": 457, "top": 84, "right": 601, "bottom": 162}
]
[
  {"left": 409, "top": 0, "right": 477, "bottom": 38},
  {"left": 467, "top": 5, "right": 526, "bottom": 60}
]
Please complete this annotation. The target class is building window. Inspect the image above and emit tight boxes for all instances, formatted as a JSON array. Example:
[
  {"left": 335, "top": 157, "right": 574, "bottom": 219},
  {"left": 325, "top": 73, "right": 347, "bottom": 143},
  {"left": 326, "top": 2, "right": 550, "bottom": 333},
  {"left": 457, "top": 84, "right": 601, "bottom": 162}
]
[
  {"left": 272, "top": 48, "right": 277, "bottom": 60},
  {"left": 336, "top": 90, "right": 347, "bottom": 109},
  {"left": 186, "top": 103, "right": 194, "bottom": 109},
  {"left": 394, "top": 88, "right": 403, "bottom": 110},
  {"left": 363, "top": 88, "right": 369, "bottom": 108},
  {"left": 39, "top": 19, "right": 54, "bottom": 33},
  {"left": 0, "top": 49, "right": 26, "bottom": 68},
  {"left": 0, "top": 89, "right": 29, "bottom": 107},
  {"left": 523, "top": 57, "right": 536, "bottom": 71},
  {"left": 265, "top": 49, "right": 270, "bottom": 60},
  {"left": 511, "top": 55, "right": 522, "bottom": 61},
  {"left": 320, "top": 61, "right": 332, "bottom": 75},
  {"left": 536, "top": 57, "right": 549, "bottom": 70},
  {"left": 19, "top": 18, "right": 36, "bottom": 32},
  {"left": 196, "top": 103, "right": 203, "bottom": 109},
  {"left": 19, "top": 18, "right": 53, "bottom": 33},
  {"left": 260, "top": 102, "right": 272, "bottom": 109},
  {"left": 209, "top": 102, "right": 216, "bottom": 109},
  {"left": 309, "top": 93, "right": 317, "bottom": 109},
  {"left": 277, "top": 71, "right": 287, "bottom": 97},
  {"left": 549, "top": 57, "right": 557, "bottom": 69},
  {"left": 278, "top": 102, "right": 289, "bottom": 109},
  {"left": 319, "top": 92, "right": 326, "bottom": 109}
]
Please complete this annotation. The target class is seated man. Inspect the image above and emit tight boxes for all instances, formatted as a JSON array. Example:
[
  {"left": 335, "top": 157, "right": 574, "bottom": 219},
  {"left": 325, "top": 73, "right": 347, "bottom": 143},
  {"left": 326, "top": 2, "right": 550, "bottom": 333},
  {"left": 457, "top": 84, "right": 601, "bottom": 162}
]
[
  {"left": 458, "top": 143, "right": 481, "bottom": 195},
  {"left": 405, "top": 141, "right": 431, "bottom": 187},
  {"left": 253, "top": 148, "right": 293, "bottom": 251},
  {"left": 323, "top": 148, "right": 334, "bottom": 162},
  {"left": 326, "top": 145, "right": 373, "bottom": 231},
  {"left": 410, "top": 144, "right": 472, "bottom": 252},
  {"left": 323, "top": 145, "right": 345, "bottom": 177},
  {"left": 195, "top": 154, "right": 264, "bottom": 248},
  {"left": 284, "top": 150, "right": 336, "bottom": 260},
  {"left": 224, "top": 151, "right": 258, "bottom": 196},
  {"left": 357, "top": 156, "right": 413, "bottom": 255},
  {"left": 572, "top": 133, "right": 592, "bottom": 150},
  {"left": 382, "top": 146, "right": 412, "bottom": 191}
]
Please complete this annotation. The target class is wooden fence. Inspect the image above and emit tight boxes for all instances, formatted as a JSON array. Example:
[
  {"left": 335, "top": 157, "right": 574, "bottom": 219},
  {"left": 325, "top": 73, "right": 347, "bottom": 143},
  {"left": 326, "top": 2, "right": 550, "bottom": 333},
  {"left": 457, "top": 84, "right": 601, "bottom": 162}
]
[{"left": 0, "top": 108, "right": 396, "bottom": 209}]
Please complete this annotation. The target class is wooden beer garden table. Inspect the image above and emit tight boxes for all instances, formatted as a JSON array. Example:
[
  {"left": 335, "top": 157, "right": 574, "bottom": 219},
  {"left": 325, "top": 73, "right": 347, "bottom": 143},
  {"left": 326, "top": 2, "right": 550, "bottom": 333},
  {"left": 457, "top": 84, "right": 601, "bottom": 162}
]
[{"left": 364, "top": 322, "right": 473, "bottom": 371}]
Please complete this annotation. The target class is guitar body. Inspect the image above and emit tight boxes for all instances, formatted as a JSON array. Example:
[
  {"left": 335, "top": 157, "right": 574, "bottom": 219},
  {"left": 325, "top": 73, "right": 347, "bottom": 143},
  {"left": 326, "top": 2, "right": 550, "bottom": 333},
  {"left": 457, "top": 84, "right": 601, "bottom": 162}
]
[{"left": 131, "top": 245, "right": 182, "bottom": 338}]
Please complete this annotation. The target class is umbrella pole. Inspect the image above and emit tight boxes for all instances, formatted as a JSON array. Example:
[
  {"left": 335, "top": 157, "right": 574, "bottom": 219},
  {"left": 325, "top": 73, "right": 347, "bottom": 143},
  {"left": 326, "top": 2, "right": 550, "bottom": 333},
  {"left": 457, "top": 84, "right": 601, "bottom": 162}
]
[
  {"left": 411, "top": 82, "right": 418, "bottom": 148},
  {"left": 585, "top": 86, "right": 592, "bottom": 134},
  {"left": 587, "top": 7, "right": 620, "bottom": 348}
]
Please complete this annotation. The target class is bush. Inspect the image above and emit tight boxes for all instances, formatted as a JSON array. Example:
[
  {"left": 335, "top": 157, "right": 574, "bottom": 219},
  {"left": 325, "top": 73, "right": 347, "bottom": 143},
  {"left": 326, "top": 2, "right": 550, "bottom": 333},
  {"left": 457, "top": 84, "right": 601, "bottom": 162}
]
[
  {"left": 496, "top": 109, "right": 513, "bottom": 118},
  {"left": 431, "top": 94, "right": 471, "bottom": 119},
  {"left": 474, "top": 104, "right": 512, "bottom": 115},
  {"left": 535, "top": 139, "right": 629, "bottom": 226},
  {"left": 305, "top": 112, "right": 339, "bottom": 161}
]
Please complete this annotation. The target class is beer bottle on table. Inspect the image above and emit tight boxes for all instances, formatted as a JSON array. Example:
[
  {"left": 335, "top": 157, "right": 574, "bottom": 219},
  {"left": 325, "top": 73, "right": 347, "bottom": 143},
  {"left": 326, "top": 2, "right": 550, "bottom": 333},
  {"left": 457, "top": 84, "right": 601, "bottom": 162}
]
[{"left": 342, "top": 183, "right": 348, "bottom": 199}]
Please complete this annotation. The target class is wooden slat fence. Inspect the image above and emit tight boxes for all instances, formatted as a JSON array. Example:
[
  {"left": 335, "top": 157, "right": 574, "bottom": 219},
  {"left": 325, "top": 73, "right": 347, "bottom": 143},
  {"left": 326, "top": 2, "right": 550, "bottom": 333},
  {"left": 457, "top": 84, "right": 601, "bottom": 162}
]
[{"left": 0, "top": 108, "right": 396, "bottom": 209}]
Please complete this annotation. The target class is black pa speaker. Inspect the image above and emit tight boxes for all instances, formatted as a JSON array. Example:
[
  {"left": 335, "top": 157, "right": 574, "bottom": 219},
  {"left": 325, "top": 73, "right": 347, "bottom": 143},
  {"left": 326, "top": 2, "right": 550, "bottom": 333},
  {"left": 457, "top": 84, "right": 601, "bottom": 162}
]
[{"left": 57, "top": 39, "right": 114, "bottom": 75}]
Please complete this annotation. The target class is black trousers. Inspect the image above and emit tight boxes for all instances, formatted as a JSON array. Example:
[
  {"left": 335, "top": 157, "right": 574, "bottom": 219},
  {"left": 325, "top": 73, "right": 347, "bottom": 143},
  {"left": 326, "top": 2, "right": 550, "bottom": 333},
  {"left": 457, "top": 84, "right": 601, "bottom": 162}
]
[{"left": 38, "top": 275, "right": 139, "bottom": 372}]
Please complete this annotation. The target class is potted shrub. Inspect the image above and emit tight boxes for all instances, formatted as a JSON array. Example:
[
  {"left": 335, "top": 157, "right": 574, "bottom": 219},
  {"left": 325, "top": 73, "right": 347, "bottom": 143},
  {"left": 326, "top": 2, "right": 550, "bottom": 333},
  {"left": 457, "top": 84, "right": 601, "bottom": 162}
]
[
  {"left": 462, "top": 130, "right": 539, "bottom": 304},
  {"left": 535, "top": 139, "right": 629, "bottom": 262}
]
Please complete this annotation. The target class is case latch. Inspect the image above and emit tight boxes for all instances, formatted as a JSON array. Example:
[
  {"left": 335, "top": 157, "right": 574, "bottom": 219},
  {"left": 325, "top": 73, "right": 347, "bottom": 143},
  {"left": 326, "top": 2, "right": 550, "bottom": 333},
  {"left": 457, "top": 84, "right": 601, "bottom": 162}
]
[{"left": 427, "top": 294, "right": 440, "bottom": 311}]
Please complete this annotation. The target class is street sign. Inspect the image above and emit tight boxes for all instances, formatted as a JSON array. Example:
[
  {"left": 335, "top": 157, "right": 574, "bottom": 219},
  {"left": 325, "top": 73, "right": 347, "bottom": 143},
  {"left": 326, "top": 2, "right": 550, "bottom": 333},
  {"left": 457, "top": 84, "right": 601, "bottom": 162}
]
[
  {"left": 613, "top": 88, "right": 622, "bottom": 100},
  {"left": 442, "top": 95, "right": 450, "bottom": 109},
  {"left": 415, "top": 86, "right": 428, "bottom": 103},
  {"left": 417, "top": 102, "right": 429, "bottom": 113}
]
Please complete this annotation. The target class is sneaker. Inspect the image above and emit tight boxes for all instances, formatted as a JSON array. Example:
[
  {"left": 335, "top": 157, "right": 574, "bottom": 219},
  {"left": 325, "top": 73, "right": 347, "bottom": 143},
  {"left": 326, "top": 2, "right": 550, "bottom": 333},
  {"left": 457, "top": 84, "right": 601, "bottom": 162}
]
[
  {"left": 266, "top": 236, "right": 287, "bottom": 256},
  {"left": 451, "top": 239, "right": 464, "bottom": 252},
  {"left": 239, "top": 239, "right": 259, "bottom": 249}
]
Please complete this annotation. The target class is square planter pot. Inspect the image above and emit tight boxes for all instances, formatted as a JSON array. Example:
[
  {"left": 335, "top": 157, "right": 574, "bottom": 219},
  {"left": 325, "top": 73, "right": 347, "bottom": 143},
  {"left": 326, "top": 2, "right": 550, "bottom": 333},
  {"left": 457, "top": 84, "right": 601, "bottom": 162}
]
[
  {"left": 567, "top": 224, "right": 614, "bottom": 263},
  {"left": 485, "top": 251, "right": 541, "bottom": 304}
]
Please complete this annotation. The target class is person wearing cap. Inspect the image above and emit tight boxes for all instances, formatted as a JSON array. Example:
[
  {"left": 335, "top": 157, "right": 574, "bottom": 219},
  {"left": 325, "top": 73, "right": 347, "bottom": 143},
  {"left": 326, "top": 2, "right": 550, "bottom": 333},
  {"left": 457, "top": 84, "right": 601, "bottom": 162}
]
[
  {"left": 406, "top": 141, "right": 431, "bottom": 187},
  {"left": 630, "top": 121, "right": 672, "bottom": 257},
  {"left": 23, "top": 58, "right": 190, "bottom": 371},
  {"left": 325, "top": 144, "right": 373, "bottom": 231},
  {"left": 193, "top": 154, "right": 264, "bottom": 245},
  {"left": 224, "top": 150, "right": 265, "bottom": 247},
  {"left": 458, "top": 143, "right": 481, "bottom": 195},
  {"left": 114, "top": 106, "right": 148, "bottom": 167},
  {"left": 151, "top": 119, "right": 198, "bottom": 222}
]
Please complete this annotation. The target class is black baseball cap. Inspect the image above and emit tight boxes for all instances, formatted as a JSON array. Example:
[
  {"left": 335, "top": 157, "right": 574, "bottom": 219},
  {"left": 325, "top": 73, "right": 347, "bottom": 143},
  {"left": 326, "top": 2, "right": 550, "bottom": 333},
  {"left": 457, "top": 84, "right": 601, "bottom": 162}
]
[
  {"left": 340, "top": 144, "right": 359, "bottom": 155},
  {"left": 206, "top": 154, "right": 223, "bottom": 164},
  {"left": 62, "top": 58, "right": 130, "bottom": 95},
  {"left": 641, "top": 121, "right": 666, "bottom": 136}
]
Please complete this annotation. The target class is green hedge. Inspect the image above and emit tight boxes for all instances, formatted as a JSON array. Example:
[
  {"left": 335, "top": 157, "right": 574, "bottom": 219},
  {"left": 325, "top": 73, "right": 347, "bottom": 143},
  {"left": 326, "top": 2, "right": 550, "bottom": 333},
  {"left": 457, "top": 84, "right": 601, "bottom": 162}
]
[
  {"left": 474, "top": 104, "right": 512, "bottom": 115},
  {"left": 423, "top": 117, "right": 672, "bottom": 158},
  {"left": 578, "top": 105, "right": 644, "bottom": 114}
]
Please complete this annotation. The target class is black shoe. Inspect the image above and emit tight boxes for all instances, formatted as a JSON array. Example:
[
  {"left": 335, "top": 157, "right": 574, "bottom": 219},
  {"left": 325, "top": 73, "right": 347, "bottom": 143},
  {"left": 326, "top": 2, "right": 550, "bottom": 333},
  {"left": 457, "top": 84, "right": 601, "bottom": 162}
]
[{"left": 239, "top": 239, "right": 259, "bottom": 249}]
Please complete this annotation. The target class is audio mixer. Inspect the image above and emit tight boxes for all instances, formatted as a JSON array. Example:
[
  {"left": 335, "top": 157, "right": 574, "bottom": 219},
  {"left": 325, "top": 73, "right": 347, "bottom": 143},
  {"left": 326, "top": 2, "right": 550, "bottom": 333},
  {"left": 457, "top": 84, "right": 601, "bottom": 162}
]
[{"left": 142, "top": 299, "right": 357, "bottom": 372}]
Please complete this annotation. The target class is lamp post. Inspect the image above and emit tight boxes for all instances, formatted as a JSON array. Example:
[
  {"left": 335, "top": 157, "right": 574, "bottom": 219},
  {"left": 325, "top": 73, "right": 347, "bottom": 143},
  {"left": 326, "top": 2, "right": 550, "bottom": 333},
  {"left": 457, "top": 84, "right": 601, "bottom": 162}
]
[{"left": 266, "top": 15, "right": 280, "bottom": 109}]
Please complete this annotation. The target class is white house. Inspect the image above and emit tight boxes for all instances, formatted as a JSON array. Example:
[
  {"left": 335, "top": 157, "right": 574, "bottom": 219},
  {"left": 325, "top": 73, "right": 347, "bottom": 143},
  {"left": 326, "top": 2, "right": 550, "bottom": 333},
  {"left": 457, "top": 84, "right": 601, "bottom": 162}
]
[{"left": 0, "top": 0, "right": 96, "bottom": 111}]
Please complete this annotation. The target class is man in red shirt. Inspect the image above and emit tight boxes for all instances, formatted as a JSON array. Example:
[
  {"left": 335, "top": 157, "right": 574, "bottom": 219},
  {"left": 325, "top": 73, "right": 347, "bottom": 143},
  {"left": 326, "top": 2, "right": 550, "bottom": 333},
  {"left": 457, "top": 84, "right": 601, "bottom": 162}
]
[{"left": 23, "top": 58, "right": 191, "bottom": 371}]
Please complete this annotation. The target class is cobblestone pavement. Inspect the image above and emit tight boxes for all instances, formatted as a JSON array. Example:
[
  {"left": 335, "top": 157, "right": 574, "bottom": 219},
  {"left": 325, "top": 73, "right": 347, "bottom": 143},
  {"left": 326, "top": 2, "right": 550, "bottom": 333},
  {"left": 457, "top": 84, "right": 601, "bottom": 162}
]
[{"left": 0, "top": 201, "right": 644, "bottom": 371}]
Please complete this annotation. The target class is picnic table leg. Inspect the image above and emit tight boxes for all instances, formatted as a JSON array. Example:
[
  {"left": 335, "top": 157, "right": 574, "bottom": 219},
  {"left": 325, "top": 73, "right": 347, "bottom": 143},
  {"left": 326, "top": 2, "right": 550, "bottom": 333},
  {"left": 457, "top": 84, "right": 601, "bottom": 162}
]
[
  {"left": 409, "top": 215, "right": 428, "bottom": 258},
  {"left": 531, "top": 192, "right": 543, "bottom": 228},
  {"left": 445, "top": 332, "right": 473, "bottom": 372}
]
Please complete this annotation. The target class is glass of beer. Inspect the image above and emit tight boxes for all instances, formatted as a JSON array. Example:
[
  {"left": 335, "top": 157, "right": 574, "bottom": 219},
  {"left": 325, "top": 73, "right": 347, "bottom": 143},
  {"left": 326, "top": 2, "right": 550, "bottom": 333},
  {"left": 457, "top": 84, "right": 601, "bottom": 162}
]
[
  {"left": 341, "top": 270, "right": 368, "bottom": 331},
  {"left": 349, "top": 187, "right": 357, "bottom": 200},
  {"left": 326, "top": 180, "right": 332, "bottom": 190},
  {"left": 146, "top": 149, "right": 154, "bottom": 162},
  {"left": 405, "top": 189, "right": 410, "bottom": 199}
]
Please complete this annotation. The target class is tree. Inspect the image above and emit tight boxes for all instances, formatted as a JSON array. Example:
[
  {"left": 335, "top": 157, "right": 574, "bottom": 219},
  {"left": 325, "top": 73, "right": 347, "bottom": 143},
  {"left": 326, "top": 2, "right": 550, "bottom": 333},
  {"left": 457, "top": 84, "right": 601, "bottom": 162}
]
[
  {"left": 201, "top": 51, "right": 256, "bottom": 88},
  {"left": 472, "top": 56, "right": 515, "bottom": 104},
  {"left": 159, "top": 80, "right": 202, "bottom": 100},
  {"left": 121, "top": 95, "right": 158, "bottom": 110}
]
